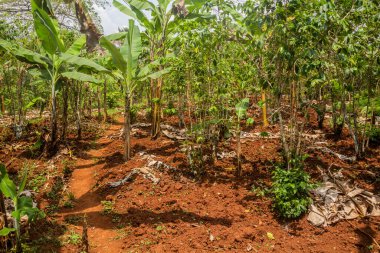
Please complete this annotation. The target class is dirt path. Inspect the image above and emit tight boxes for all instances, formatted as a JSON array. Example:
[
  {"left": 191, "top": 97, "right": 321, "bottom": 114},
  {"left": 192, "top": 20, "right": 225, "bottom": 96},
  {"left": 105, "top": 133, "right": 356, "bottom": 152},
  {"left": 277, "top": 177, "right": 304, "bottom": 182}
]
[{"left": 58, "top": 120, "right": 124, "bottom": 253}]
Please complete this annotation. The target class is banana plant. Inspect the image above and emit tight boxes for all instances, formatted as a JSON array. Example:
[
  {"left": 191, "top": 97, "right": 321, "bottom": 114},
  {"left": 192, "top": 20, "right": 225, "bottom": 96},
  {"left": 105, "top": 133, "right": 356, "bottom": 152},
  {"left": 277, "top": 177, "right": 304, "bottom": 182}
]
[
  {"left": 100, "top": 19, "right": 171, "bottom": 161},
  {"left": 0, "top": 0, "right": 107, "bottom": 154},
  {"left": 112, "top": 0, "right": 210, "bottom": 138},
  {"left": 0, "top": 164, "right": 42, "bottom": 253}
]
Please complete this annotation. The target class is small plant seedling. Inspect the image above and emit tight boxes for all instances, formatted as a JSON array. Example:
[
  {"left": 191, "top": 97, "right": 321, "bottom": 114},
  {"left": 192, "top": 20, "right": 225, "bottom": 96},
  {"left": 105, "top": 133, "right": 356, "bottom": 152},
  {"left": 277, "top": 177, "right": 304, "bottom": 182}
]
[
  {"left": 101, "top": 200, "right": 114, "bottom": 214},
  {"left": 250, "top": 185, "right": 267, "bottom": 197},
  {"left": 67, "top": 192, "right": 76, "bottom": 201},
  {"left": 66, "top": 231, "right": 82, "bottom": 245},
  {"left": 29, "top": 173, "right": 47, "bottom": 192},
  {"left": 63, "top": 200, "right": 74, "bottom": 208},
  {"left": 266, "top": 232, "right": 275, "bottom": 240},
  {"left": 113, "top": 228, "right": 131, "bottom": 240},
  {"left": 64, "top": 216, "right": 82, "bottom": 225},
  {"left": 246, "top": 117, "right": 254, "bottom": 126},
  {"left": 63, "top": 166, "right": 72, "bottom": 178},
  {"left": 112, "top": 214, "right": 121, "bottom": 223},
  {"left": 140, "top": 239, "right": 156, "bottom": 246},
  {"left": 155, "top": 225, "right": 165, "bottom": 232}
]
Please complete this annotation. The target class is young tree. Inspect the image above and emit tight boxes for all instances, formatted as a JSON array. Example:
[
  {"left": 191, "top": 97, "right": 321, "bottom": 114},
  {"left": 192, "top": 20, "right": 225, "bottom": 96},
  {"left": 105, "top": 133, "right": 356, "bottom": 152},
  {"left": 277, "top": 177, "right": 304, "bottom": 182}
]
[
  {"left": 113, "top": 0, "right": 207, "bottom": 138},
  {"left": 0, "top": 0, "right": 107, "bottom": 154},
  {"left": 100, "top": 20, "right": 170, "bottom": 161}
]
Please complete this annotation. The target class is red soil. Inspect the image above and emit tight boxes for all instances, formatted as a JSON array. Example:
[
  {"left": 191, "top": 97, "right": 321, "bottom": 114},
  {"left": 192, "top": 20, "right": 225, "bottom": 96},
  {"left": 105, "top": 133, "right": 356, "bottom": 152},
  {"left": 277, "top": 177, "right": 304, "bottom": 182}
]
[
  {"left": 1, "top": 111, "right": 379, "bottom": 252},
  {"left": 58, "top": 116, "right": 380, "bottom": 253}
]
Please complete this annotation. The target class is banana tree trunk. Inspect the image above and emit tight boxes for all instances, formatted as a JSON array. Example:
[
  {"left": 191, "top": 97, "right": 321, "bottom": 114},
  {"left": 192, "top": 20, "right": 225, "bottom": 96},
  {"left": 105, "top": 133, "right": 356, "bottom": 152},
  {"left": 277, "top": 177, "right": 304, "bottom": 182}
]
[
  {"left": 149, "top": 43, "right": 155, "bottom": 121},
  {"left": 103, "top": 80, "right": 107, "bottom": 122},
  {"left": 50, "top": 79, "right": 58, "bottom": 148},
  {"left": 97, "top": 86, "right": 101, "bottom": 121},
  {"left": 17, "top": 69, "right": 25, "bottom": 126},
  {"left": 61, "top": 81, "right": 69, "bottom": 141},
  {"left": 75, "top": 81, "right": 82, "bottom": 140},
  {"left": 151, "top": 74, "right": 163, "bottom": 139},
  {"left": 124, "top": 92, "right": 131, "bottom": 161},
  {"left": 88, "top": 86, "right": 92, "bottom": 118}
]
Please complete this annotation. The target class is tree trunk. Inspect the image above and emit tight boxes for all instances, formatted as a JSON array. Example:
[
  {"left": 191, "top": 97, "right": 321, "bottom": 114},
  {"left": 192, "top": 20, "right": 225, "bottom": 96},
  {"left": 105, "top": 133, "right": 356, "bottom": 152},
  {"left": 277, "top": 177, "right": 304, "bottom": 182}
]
[
  {"left": 61, "top": 81, "right": 69, "bottom": 141},
  {"left": 124, "top": 93, "right": 131, "bottom": 161},
  {"left": 151, "top": 75, "right": 162, "bottom": 139},
  {"left": 50, "top": 79, "right": 58, "bottom": 149},
  {"left": 1, "top": 95, "right": 5, "bottom": 115},
  {"left": 178, "top": 91, "right": 185, "bottom": 128},
  {"left": 82, "top": 84, "right": 87, "bottom": 118},
  {"left": 75, "top": 81, "right": 82, "bottom": 140},
  {"left": 317, "top": 101, "right": 326, "bottom": 129},
  {"left": 103, "top": 80, "right": 108, "bottom": 122},
  {"left": 74, "top": 0, "right": 101, "bottom": 52},
  {"left": 17, "top": 69, "right": 25, "bottom": 126},
  {"left": 88, "top": 85, "right": 92, "bottom": 118},
  {"left": 236, "top": 124, "right": 242, "bottom": 177},
  {"left": 261, "top": 90, "right": 269, "bottom": 127},
  {"left": 97, "top": 86, "right": 101, "bottom": 121}
]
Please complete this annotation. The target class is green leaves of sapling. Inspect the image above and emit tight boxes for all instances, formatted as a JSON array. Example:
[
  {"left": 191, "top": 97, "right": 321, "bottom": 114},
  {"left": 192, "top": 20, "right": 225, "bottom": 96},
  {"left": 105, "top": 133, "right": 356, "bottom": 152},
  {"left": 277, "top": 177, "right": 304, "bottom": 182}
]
[
  {"left": 235, "top": 98, "right": 250, "bottom": 119},
  {"left": 0, "top": 164, "right": 17, "bottom": 199}
]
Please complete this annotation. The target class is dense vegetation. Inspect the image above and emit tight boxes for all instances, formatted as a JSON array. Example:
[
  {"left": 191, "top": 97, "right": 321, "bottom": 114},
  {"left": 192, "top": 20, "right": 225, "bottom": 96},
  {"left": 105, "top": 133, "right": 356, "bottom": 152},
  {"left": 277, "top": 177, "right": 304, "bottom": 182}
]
[{"left": 0, "top": 0, "right": 379, "bottom": 252}]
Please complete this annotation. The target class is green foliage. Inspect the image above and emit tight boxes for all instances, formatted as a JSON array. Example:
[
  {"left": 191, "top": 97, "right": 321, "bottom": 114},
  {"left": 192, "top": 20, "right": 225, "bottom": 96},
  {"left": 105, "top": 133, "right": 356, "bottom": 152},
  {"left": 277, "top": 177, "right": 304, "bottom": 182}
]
[
  {"left": 246, "top": 117, "right": 254, "bottom": 126},
  {"left": 367, "top": 128, "right": 380, "bottom": 143},
  {"left": 101, "top": 200, "right": 114, "bottom": 215},
  {"left": 66, "top": 231, "right": 81, "bottom": 245},
  {"left": 235, "top": 98, "right": 250, "bottom": 119},
  {"left": 130, "top": 105, "right": 139, "bottom": 124},
  {"left": 63, "top": 200, "right": 74, "bottom": 208},
  {"left": 163, "top": 108, "right": 177, "bottom": 116},
  {"left": 0, "top": 164, "right": 44, "bottom": 244},
  {"left": 107, "top": 91, "right": 123, "bottom": 108},
  {"left": 0, "top": 164, "right": 17, "bottom": 199},
  {"left": 28, "top": 171, "right": 47, "bottom": 193},
  {"left": 271, "top": 157, "right": 315, "bottom": 219}
]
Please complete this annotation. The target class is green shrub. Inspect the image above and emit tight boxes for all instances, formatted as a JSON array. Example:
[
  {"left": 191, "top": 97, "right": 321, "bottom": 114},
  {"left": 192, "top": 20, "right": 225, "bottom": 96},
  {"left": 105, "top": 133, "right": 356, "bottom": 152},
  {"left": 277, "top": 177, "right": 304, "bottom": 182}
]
[
  {"left": 367, "top": 127, "right": 380, "bottom": 143},
  {"left": 163, "top": 107, "right": 177, "bottom": 116},
  {"left": 271, "top": 157, "right": 314, "bottom": 219},
  {"left": 145, "top": 107, "right": 152, "bottom": 121},
  {"left": 107, "top": 91, "right": 123, "bottom": 109},
  {"left": 130, "top": 105, "right": 138, "bottom": 124}
]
